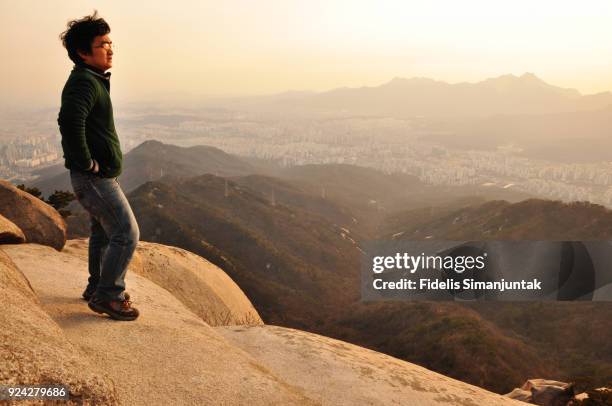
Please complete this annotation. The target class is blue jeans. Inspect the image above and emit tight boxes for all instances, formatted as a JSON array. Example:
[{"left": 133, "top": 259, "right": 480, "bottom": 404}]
[{"left": 69, "top": 169, "right": 139, "bottom": 301}]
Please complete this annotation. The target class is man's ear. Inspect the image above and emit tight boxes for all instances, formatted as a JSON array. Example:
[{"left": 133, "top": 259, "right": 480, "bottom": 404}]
[{"left": 76, "top": 48, "right": 91, "bottom": 61}]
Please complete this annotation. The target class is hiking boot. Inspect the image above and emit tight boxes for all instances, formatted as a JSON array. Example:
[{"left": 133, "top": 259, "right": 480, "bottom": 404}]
[
  {"left": 88, "top": 296, "right": 139, "bottom": 321},
  {"left": 82, "top": 288, "right": 129, "bottom": 302}
]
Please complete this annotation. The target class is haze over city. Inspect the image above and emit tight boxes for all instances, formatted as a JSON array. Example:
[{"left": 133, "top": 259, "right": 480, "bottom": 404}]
[
  {"left": 1, "top": 0, "right": 612, "bottom": 108},
  {"left": 3, "top": 0, "right": 612, "bottom": 208}
]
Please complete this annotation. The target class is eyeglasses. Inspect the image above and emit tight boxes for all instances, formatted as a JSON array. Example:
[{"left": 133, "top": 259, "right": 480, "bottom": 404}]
[{"left": 93, "top": 41, "right": 115, "bottom": 51}]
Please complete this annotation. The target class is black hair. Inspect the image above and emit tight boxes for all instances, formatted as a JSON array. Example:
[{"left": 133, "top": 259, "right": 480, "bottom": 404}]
[{"left": 60, "top": 10, "right": 110, "bottom": 64}]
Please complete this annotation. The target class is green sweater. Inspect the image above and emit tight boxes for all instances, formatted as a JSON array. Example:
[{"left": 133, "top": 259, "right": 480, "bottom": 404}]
[{"left": 58, "top": 64, "right": 122, "bottom": 178}]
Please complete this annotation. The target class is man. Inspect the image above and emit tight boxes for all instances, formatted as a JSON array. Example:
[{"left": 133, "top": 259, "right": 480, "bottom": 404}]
[{"left": 58, "top": 11, "right": 140, "bottom": 321}]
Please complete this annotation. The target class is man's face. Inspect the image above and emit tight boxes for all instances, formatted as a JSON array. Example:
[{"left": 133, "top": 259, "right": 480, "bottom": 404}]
[{"left": 77, "top": 34, "right": 113, "bottom": 71}]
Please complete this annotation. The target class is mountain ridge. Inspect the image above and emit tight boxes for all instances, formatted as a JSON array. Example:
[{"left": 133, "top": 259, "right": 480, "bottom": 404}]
[{"left": 260, "top": 73, "right": 612, "bottom": 118}]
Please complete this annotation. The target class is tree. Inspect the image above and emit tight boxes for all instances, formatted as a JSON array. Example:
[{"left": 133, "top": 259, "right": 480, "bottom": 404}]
[
  {"left": 16, "top": 184, "right": 43, "bottom": 199},
  {"left": 16, "top": 184, "right": 75, "bottom": 218},
  {"left": 46, "top": 190, "right": 76, "bottom": 217}
]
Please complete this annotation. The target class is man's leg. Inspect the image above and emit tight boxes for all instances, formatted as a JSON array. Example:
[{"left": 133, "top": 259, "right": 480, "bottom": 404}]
[
  {"left": 86, "top": 215, "right": 109, "bottom": 292},
  {"left": 70, "top": 170, "right": 139, "bottom": 304},
  {"left": 94, "top": 178, "right": 139, "bottom": 302}
]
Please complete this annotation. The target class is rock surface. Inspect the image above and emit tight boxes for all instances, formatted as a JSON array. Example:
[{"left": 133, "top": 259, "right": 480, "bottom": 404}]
[
  {"left": 523, "top": 379, "right": 574, "bottom": 406},
  {"left": 0, "top": 180, "right": 66, "bottom": 250},
  {"left": 217, "top": 324, "right": 526, "bottom": 406},
  {"left": 505, "top": 388, "right": 533, "bottom": 403},
  {"left": 0, "top": 248, "right": 119, "bottom": 405},
  {"left": 505, "top": 379, "right": 581, "bottom": 406},
  {"left": 1, "top": 243, "right": 314, "bottom": 405},
  {"left": 1, "top": 241, "right": 529, "bottom": 405},
  {"left": 0, "top": 213, "right": 25, "bottom": 244},
  {"left": 62, "top": 238, "right": 263, "bottom": 326}
]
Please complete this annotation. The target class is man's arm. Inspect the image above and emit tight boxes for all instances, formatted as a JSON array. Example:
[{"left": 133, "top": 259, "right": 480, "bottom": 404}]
[{"left": 58, "top": 78, "right": 99, "bottom": 172}]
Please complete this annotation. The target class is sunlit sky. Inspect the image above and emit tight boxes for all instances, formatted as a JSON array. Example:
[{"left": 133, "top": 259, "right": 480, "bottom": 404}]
[{"left": 1, "top": 0, "right": 612, "bottom": 108}]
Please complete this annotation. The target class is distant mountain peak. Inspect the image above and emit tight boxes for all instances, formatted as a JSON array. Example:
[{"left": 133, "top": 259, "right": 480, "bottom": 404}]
[
  {"left": 383, "top": 74, "right": 556, "bottom": 91},
  {"left": 484, "top": 72, "right": 546, "bottom": 83},
  {"left": 477, "top": 72, "right": 582, "bottom": 97},
  {"left": 519, "top": 72, "right": 541, "bottom": 81},
  {"left": 493, "top": 72, "right": 541, "bottom": 81},
  {"left": 132, "top": 139, "right": 165, "bottom": 151},
  {"left": 282, "top": 72, "right": 606, "bottom": 117}
]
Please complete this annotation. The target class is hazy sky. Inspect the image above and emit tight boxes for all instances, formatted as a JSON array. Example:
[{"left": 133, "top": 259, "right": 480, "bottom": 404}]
[{"left": 1, "top": 0, "right": 612, "bottom": 108}]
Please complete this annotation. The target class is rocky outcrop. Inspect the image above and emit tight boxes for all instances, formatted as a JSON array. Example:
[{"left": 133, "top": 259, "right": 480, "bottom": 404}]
[
  {"left": 507, "top": 381, "right": 612, "bottom": 405},
  {"left": 1, "top": 243, "right": 316, "bottom": 405},
  {"left": 217, "top": 324, "right": 526, "bottom": 405},
  {"left": 62, "top": 239, "right": 263, "bottom": 326},
  {"left": 505, "top": 379, "right": 582, "bottom": 406},
  {"left": 574, "top": 387, "right": 612, "bottom": 405},
  {"left": 133, "top": 241, "right": 264, "bottom": 326},
  {"left": 0, "top": 248, "right": 119, "bottom": 405},
  {"left": 506, "top": 387, "right": 533, "bottom": 403},
  {"left": 1, "top": 242, "right": 528, "bottom": 405},
  {"left": 524, "top": 380, "right": 574, "bottom": 406},
  {"left": 0, "top": 213, "right": 25, "bottom": 244},
  {"left": 0, "top": 248, "right": 35, "bottom": 301},
  {"left": 0, "top": 180, "right": 66, "bottom": 250}
]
